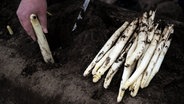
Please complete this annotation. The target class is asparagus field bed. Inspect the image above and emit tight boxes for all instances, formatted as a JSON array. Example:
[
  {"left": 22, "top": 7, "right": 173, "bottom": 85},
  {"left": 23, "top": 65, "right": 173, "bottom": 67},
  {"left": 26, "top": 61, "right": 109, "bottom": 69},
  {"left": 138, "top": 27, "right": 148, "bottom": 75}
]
[
  {"left": 83, "top": 10, "right": 175, "bottom": 102},
  {"left": 1, "top": 0, "right": 184, "bottom": 104}
]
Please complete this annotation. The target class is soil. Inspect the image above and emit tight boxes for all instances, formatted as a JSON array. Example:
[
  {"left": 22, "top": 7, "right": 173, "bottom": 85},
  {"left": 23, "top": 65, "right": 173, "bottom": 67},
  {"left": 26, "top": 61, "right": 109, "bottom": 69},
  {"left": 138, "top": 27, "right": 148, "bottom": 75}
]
[{"left": 0, "top": 0, "right": 184, "bottom": 104}]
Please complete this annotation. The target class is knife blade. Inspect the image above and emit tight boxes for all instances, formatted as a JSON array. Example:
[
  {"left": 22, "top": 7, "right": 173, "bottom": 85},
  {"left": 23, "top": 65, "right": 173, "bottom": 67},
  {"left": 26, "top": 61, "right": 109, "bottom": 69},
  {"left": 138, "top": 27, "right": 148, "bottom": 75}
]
[{"left": 72, "top": 0, "right": 91, "bottom": 31}]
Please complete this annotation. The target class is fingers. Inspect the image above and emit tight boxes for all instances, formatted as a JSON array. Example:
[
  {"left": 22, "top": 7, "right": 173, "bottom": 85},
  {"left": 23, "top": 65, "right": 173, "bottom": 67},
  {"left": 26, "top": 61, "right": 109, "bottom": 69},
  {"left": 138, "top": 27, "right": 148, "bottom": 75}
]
[
  {"left": 17, "top": 12, "right": 47, "bottom": 41},
  {"left": 17, "top": 12, "right": 36, "bottom": 41},
  {"left": 38, "top": 13, "right": 48, "bottom": 34}
]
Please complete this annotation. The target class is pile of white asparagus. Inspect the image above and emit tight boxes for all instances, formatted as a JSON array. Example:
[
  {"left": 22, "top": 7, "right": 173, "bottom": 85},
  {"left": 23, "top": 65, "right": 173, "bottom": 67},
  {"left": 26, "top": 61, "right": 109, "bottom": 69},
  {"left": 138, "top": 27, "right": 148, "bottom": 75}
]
[{"left": 83, "top": 10, "right": 174, "bottom": 102}]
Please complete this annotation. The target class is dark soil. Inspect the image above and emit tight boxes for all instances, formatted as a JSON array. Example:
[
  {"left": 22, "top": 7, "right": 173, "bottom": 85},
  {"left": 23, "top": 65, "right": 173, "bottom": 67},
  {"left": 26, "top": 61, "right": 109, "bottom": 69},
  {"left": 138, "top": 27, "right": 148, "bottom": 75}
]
[{"left": 0, "top": 0, "right": 184, "bottom": 104}]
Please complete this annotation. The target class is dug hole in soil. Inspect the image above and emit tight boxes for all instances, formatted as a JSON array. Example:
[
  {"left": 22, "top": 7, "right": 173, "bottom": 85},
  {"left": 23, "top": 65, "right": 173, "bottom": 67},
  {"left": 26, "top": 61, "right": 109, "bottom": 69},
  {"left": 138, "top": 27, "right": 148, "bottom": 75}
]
[{"left": 0, "top": 0, "right": 184, "bottom": 104}]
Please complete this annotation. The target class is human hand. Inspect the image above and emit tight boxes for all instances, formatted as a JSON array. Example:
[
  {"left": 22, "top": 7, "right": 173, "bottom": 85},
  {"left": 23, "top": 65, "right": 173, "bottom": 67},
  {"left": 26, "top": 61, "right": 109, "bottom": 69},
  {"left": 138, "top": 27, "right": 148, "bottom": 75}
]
[{"left": 17, "top": 0, "right": 47, "bottom": 41}]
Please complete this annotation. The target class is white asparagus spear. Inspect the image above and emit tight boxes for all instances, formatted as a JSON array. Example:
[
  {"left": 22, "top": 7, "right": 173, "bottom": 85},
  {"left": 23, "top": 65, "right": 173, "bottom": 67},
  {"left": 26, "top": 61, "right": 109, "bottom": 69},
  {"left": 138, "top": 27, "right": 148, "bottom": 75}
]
[
  {"left": 117, "top": 62, "right": 136, "bottom": 102},
  {"left": 127, "top": 33, "right": 138, "bottom": 59},
  {"left": 145, "top": 39, "right": 171, "bottom": 87},
  {"left": 83, "top": 21, "right": 129, "bottom": 77},
  {"left": 133, "top": 43, "right": 149, "bottom": 91},
  {"left": 7, "top": 25, "right": 14, "bottom": 35},
  {"left": 141, "top": 25, "right": 174, "bottom": 88},
  {"left": 117, "top": 36, "right": 138, "bottom": 102},
  {"left": 92, "top": 47, "right": 114, "bottom": 75},
  {"left": 104, "top": 42, "right": 132, "bottom": 89},
  {"left": 118, "top": 33, "right": 138, "bottom": 91},
  {"left": 30, "top": 14, "right": 54, "bottom": 63},
  {"left": 128, "top": 54, "right": 142, "bottom": 91},
  {"left": 103, "top": 51, "right": 126, "bottom": 89},
  {"left": 140, "top": 29, "right": 161, "bottom": 88},
  {"left": 130, "top": 73, "right": 143, "bottom": 97},
  {"left": 125, "top": 12, "right": 148, "bottom": 68},
  {"left": 92, "top": 19, "right": 138, "bottom": 83}
]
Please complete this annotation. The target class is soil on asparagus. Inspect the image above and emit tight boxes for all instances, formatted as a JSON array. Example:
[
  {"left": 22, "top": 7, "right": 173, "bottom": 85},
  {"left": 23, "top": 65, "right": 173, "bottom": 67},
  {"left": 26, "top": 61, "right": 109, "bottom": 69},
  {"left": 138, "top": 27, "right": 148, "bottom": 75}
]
[{"left": 0, "top": 0, "right": 184, "bottom": 104}]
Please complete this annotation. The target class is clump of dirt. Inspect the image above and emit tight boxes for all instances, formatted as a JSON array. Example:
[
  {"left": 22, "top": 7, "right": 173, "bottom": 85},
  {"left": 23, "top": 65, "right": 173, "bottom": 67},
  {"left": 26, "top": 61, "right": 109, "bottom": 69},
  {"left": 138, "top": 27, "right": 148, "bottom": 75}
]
[{"left": 0, "top": 0, "right": 184, "bottom": 104}]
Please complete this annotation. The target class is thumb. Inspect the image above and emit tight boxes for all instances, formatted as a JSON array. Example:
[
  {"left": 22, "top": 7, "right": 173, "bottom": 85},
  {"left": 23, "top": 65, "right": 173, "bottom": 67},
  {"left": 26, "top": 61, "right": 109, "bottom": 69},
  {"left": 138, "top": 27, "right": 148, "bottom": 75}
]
[{"left": 38, "top": 13, "right": 48, "bottom": 34}]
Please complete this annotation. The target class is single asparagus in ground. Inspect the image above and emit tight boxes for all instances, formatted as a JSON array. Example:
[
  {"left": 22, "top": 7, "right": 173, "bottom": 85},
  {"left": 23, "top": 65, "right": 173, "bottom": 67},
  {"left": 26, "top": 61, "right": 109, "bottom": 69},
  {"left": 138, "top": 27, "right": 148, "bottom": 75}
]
[
  {"left": 30, "top": 14, "right": 54, "bottom": 63},
  {"left": 7, "top": 25, "right": 14, "bottom": 35}
]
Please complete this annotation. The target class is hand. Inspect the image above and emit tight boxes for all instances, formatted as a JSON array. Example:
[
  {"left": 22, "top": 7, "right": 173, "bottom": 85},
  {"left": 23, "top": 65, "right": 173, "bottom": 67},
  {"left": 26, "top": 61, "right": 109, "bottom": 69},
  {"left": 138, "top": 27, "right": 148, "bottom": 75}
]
[{"left": 17, "top": 0, "right": 48, "bottom": 41}]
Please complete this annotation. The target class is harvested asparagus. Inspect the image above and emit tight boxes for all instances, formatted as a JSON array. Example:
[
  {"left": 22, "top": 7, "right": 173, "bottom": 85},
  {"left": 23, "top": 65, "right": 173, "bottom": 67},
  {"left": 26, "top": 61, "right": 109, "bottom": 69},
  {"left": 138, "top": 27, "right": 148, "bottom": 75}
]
[
  {"left": 117, "top": 41, "right": 146, "bottom": 102},
  {"left": 145, "top": 39, "right": 171, "bottom": 87},
  {"left": 103, "top": 51, "right": 126, "bottom": 89},
  {"left": 93, "top": 19, "right": 138, "bottom": 83},
  {"left": 93, "top": 32, "right": 137, "bottom": 76},
  {"left": 117, "top": 62, "right": 136, "bottom": 102},
  {"left": 130, "top": 73, "right": 143, "bottom": 97},
  {"left": 104, "top": 42, "right": 132, "bottom": 89},
  {"left": 92, "top": 47, "right": 114, "bottom": 75},
  {"left": 122, "top": 13, "right": 150, "bottom": 89},
  {"left": 125, "top": 12, "right": 148, "bottom": 68},
  {"left": 140, "top": 29, "right": 161, "bottom": 88},
  {"left": 30, "top": 14, "right": 54, "bottom": 63},
  {"left": 126, "top": 33, "right": 138, "bottom": 59},
  {"left": 83, "top": 10, "right": 174, "bottom": 101},
  {"left": 123, "top": 13, "right": 171, "bottom": 90},
  {"left": 117, "top": 34, "right": 138, "bottom": 102},
  {"left": 124, "top": 29, "right": 161, "bottom": 89},
  {"left": 7, "top": 25, "right": 14, "bottom": 35},
  {"left": 141, "top": 25, "right": 174, "bottom": 88},
  {"left": 83, "top": 21, "right": 129, "bottom": 76}
]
